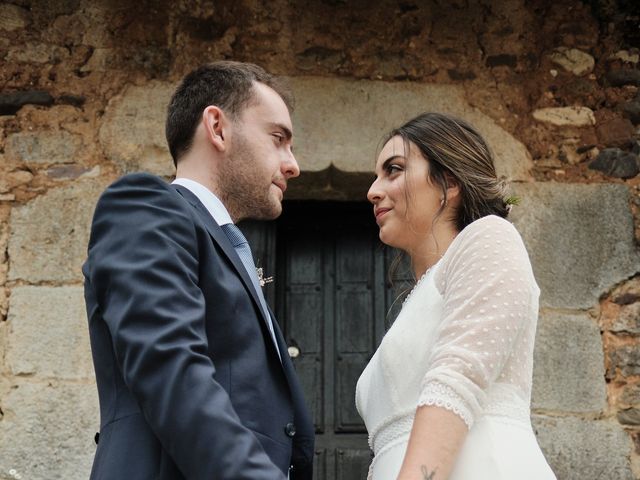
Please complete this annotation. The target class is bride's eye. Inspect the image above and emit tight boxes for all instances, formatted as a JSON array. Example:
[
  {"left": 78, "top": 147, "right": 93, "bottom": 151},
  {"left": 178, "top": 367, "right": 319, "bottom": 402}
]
[{"left": 386, "top": 164, "right": 403, "bottom": 174}]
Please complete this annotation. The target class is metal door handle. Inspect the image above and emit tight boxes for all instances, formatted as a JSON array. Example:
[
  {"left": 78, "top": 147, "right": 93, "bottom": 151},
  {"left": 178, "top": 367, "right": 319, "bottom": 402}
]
[{"left": 287, "top": 346, "right": 300, "bottom": 358}]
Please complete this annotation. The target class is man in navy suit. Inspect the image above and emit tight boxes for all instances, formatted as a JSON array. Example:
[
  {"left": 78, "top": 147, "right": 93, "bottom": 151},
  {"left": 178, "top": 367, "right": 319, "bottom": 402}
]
[{"left": 83, "top": 61, "right": 314, "bottom": 479}]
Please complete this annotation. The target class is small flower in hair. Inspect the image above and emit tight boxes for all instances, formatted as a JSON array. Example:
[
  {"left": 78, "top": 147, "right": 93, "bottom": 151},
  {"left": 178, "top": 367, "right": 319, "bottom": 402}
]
[{"left": 505, "top": 195, "right": 521, "bottom": 213}]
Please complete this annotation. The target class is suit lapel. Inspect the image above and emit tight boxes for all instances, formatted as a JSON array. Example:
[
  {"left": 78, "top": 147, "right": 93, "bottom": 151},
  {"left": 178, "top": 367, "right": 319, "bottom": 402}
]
[{"left": 172, "top": 185, "right": 280, "bottom": 359}]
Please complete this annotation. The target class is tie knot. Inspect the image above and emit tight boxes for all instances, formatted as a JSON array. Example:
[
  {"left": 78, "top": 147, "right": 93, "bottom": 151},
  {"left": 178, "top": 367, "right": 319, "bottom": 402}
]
[{"left": 221, "top": 223, "right": 248, "bottom": 248}]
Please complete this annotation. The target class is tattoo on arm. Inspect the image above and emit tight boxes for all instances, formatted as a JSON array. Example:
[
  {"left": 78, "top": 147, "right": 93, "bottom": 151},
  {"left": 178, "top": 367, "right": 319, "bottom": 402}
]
[{"left": 421, "top": 465, "right": 436, "bottom": 480}]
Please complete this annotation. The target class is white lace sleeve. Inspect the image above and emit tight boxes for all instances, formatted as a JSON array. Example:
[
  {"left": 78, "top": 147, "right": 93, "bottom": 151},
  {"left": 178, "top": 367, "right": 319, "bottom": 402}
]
[{"left": 417, "top": 215, "right": 538, "bottom": 429}]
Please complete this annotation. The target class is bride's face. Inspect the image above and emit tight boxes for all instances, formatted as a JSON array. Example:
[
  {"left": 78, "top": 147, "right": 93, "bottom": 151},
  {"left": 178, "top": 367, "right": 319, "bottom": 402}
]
[{"left": 367, "top": 136, "right": 443, "bottom": 252}]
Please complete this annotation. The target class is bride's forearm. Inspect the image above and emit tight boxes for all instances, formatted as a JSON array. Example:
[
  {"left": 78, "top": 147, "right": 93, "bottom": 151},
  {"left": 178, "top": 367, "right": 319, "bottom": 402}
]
[{"left": 396, "top": 405, "right": 468, "bottom": 480}]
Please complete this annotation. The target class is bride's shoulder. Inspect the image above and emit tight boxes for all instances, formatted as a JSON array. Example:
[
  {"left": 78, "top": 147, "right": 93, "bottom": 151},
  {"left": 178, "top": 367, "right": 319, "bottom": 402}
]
[{"left": 449, "top": 215, "right": 523, "bottom": 254}]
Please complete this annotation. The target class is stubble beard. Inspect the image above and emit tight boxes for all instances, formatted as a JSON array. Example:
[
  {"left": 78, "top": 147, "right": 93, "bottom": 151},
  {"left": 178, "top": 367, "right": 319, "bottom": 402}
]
[{"left": 219, "top": 133, "right": 282, "bottom": 222}]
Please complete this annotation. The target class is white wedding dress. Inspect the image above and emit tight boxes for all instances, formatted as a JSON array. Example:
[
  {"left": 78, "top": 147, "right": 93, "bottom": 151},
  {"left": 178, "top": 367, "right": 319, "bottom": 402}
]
[{"left": 356, "top": 215, "right": 556, "bottom": 479}]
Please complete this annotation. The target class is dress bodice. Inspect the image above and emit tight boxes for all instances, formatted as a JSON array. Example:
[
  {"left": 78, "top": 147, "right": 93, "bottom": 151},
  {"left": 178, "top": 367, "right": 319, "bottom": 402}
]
[{"left": 356, "top": 215, "right": 540, "bottom": 458}]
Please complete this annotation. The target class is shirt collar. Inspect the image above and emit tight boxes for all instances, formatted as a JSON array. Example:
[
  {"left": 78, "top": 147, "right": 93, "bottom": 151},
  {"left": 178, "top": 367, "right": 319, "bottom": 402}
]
[{"left": 172, "top": 177, "right": 233, "bottom": 226}]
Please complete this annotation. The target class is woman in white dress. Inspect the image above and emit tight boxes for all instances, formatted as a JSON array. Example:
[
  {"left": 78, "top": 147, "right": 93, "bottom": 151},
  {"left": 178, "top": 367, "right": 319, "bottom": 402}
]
[{"left": 356, "top": 112, "right": 556, "bottom": 480}]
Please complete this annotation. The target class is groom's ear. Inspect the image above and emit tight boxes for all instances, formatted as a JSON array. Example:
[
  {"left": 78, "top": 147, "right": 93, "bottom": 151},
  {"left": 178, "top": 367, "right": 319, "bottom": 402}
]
[{"left": 203, "top": 106, "right": 228, "bottom": 152}]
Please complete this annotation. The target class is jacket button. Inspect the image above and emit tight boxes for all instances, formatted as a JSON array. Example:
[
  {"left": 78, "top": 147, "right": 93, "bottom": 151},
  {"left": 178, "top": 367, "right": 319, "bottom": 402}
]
[
  {"left": 94, "top": 432, "right": 100, "bottom": 444},
  {"left": 284, "top": 422, "right": 296, "bottom": 437}
]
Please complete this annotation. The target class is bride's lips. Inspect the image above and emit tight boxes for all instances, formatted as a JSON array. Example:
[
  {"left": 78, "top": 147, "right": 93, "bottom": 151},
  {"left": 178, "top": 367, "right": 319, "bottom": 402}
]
[{"left": 374, "top": 208, "right": 391, "bottom": 221}]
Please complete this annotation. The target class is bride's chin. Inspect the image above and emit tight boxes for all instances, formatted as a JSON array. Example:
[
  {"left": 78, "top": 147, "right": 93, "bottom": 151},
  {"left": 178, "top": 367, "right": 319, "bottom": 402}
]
[{"left": 378, "top": 229, "right": 400, "bottom": 249}]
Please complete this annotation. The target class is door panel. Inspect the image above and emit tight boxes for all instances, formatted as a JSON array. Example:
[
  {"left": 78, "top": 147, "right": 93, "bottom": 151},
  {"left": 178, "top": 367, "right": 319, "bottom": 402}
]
[
  {"left": 241, "top": 201, "right": 413, "bottom": 480},
  {"left": 336, "top": 449, "right": 372, "bottom": 480}
]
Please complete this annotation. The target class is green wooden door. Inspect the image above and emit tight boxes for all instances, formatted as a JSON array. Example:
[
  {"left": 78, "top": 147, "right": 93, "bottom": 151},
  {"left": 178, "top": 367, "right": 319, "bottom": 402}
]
[{"left": 240, "top": 201, "right": 411, "bottom": 480}]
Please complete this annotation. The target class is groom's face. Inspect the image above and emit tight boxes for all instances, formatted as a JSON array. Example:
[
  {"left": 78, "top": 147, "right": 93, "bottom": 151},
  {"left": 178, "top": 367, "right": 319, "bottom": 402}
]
[{"left": 219, "top": 82, "right": 300, "bottom": 221}]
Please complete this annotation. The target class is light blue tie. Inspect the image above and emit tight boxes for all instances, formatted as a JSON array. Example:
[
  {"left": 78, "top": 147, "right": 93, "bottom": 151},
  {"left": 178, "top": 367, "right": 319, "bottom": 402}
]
[{"left": 221, "top": 223, "right": 281, "bottom": 360}]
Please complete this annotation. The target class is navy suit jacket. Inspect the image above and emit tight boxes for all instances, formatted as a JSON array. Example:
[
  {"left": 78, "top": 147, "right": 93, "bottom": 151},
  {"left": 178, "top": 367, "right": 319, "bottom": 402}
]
[{"left": 83, "top": 173, "right": 314, "bottom": 479}]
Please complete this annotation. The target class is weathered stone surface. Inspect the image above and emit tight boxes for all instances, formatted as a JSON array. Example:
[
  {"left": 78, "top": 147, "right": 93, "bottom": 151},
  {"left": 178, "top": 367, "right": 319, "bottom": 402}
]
[
  {"left": 607, "top": 69, "right": 640, "bottom": 87},
  {"left": 558, "top": 138, "right": 583, "bottom": 165},
  {"left": 289, "top": 77, "right": 533, "bottom": 180},
  {"left": 5, "top": 286, "right": 93, "bottom": 379},
  {"left": 80, "top": 47, "right": 115, "bottom": 73},
  {"left": 612, "top": 277, "right": 640, "bottom": 305},
  {"left": 0, "top": 382, "right": 98, "bottom": 480},
  {"left": 7, "top": 43, "right": 68, "bottom": 64},
  {"left": 57, "top": 94, "right": 86, "bottom": 108},
  {"left": 0, "top": 4, "right": 29, "bottom": 31},
  {"left": 620, "top": 383, "right": 640, "bottom": 405},
  {"left": 549, "top": 47, "right": 595, "bottom": 76},
  {"left": 510, "top": 183, "right": 639, "bottom": 309},
  {"left": 8, "top": 180, "right": 109, "bottom": 283},
  {"left": 0, "top": 91, "right": 54, "bottom": 115},
  {"left": 486, "top": 54, "right": 518, "bottom": 68},
  {"left": 99, "top": 81, "right": 175, "bottom": 177},
  {"left": 532, "top": 312, "right": 606, "bottom": 412},
  {"left": 98, "top": 78, "right": 533, "bottom": 181},
  {"left": 46, "top": 165, "right": 101, "bottom": 180},
  {"left": 622, "top": 95, "right": 640, "bottom": 125},
  {"left": 588, "top": 148, "right": 639, "bottom": 179},
  {"left": 5, "top": 130, "right": 83, "bottom": 165},
  {"left": 0, "top": 170, "right": 33, "bottom": 193},
  {"left": 612, "top": 302, "right": 640, "bottom": 334},
  {"left": 611, "top": 50, "right": 640, "bottom": 64},
  {"left": 532, "top": 106, "right": 596, "bottom": 126},
  {"left": 617, "top": 407, "right": 640, "bottom": 425},
  {"left": 607, "top": 345, "right": 640, "bottom": 378},
  {"left": 596, "top": 117, "right": 636, "bottom": 148},
  {"left": 532, "top": 415, "right": 634, "bottom": 480}
]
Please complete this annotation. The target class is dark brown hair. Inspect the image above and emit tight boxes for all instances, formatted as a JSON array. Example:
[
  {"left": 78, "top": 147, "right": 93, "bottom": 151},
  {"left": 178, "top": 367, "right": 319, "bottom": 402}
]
[
  {"left": 386, "top": 112, "right": 511, "bottom": 232},
  {"left": 165, "top": 61, "right": 293, "bottom": 165}
]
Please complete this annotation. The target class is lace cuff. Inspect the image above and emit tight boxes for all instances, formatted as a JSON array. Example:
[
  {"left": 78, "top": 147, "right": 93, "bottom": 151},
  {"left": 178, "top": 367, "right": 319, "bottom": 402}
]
[{"left": 418, "top": 380, "right": 474, "bottom": 429}]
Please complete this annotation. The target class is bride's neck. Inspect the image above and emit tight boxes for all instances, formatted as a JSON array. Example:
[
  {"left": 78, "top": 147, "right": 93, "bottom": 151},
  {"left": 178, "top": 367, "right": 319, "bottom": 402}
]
[{"left": 409, "top": 222, "right": 459, "bottom": 279}]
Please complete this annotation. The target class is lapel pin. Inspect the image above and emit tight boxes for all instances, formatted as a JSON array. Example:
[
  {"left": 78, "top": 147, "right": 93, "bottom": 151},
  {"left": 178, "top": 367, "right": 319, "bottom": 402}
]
[{"left": 256, "top": 268, "right": 274, "bottom": 287}]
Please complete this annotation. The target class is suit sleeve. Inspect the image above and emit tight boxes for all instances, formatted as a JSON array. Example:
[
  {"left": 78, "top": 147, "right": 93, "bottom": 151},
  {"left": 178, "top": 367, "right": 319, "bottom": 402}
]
[{"left": 85, "top": 174, "right": 287, "bottom": 480}]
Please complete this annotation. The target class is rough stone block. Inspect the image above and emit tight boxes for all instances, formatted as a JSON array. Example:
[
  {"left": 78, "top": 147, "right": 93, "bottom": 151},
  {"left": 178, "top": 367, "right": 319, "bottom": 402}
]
[
  {"left": 620, "top": 383, "right": 640, "bottom": 405},
  {"left": 607, "top": 345, "right": 640, "bottom": 378},
  {"left": 549, "top": 47, "right": 595, "bottom": 76},
  {"left": 0, "top": 91, "right": 54, "bottom": 116},
  {"left": 99, "top": 78, "right": 533, "bottom": 181},
  {"left": 0, "top": 382, "right": 98, "bottom": 480},
  {"left": 532, "top": 106, "right": 596, "bottom": 126},
  {"left": 7, "top": 43, "right": 68, "bottom": 64},
  {"left": 589, "top": 148, "right": 639, "bottom": 179},
  {"left": 610, "top": 50, "right": 640, "bottom": 64},
  {"left": 607, "top": 69, "right": 640, "bottom": 87},
  {"left": 289, "top": 77, "right": 533, "bottom": 181},
  {"left": 612, "top": 277, "right": 640, "bottom": 305},
  {"left": 617, "top": 407, "right": 640, "bottom": 426},
  {"left": 5, "top": 286, "right": 93, "bottom": 380},
  {"left": 612, "top": 302, "right": 640, "bottom": 334},
  {"left": 510, "top": 183, "right": 639, "bottom": 309},
  {"left": 8, "top": 180, "right": 109, "bottom": 283},
  {"left": 5, "top": 131, "right": 83, "bottom": 165},
  {"left": 98, "top": 81, "right": 175, "bottom": 177},
  {"left": 532, "top": 312, "right": 606, "bottom": 412},
  {"left": 532, "top": 415, "right": 634, "bottom": 480},
  {"left": 0, "top": 4, "right": 29, "bottom": 31}
]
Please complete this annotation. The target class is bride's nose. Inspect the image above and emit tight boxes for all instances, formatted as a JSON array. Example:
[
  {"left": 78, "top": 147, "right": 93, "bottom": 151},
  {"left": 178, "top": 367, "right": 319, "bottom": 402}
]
[{"left": 367, "top": 178, "right": 384, "bottom": 204}]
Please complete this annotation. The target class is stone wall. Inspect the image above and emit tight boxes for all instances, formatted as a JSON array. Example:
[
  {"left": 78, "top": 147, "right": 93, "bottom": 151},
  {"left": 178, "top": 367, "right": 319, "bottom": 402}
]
[{"left": 0, "top": 0, "right": 639, "bottom": 478}]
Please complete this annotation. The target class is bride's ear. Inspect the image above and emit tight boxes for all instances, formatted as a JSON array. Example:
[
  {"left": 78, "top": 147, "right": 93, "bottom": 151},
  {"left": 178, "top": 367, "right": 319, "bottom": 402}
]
[{"left": 444, "top": 172, "right": 461, "bottom": 205}]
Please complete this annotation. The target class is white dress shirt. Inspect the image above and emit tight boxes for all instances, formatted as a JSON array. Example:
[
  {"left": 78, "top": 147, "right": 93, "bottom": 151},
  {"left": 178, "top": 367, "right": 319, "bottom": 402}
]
[{"left": 172, "top": 177, "right": 233, "bottom": 226}]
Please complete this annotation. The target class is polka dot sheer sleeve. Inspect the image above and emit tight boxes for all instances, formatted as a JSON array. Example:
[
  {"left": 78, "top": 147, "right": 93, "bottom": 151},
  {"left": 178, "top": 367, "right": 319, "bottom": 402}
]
[{"left": 417, "top": 215, "right": 540, "bottom": 429}]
